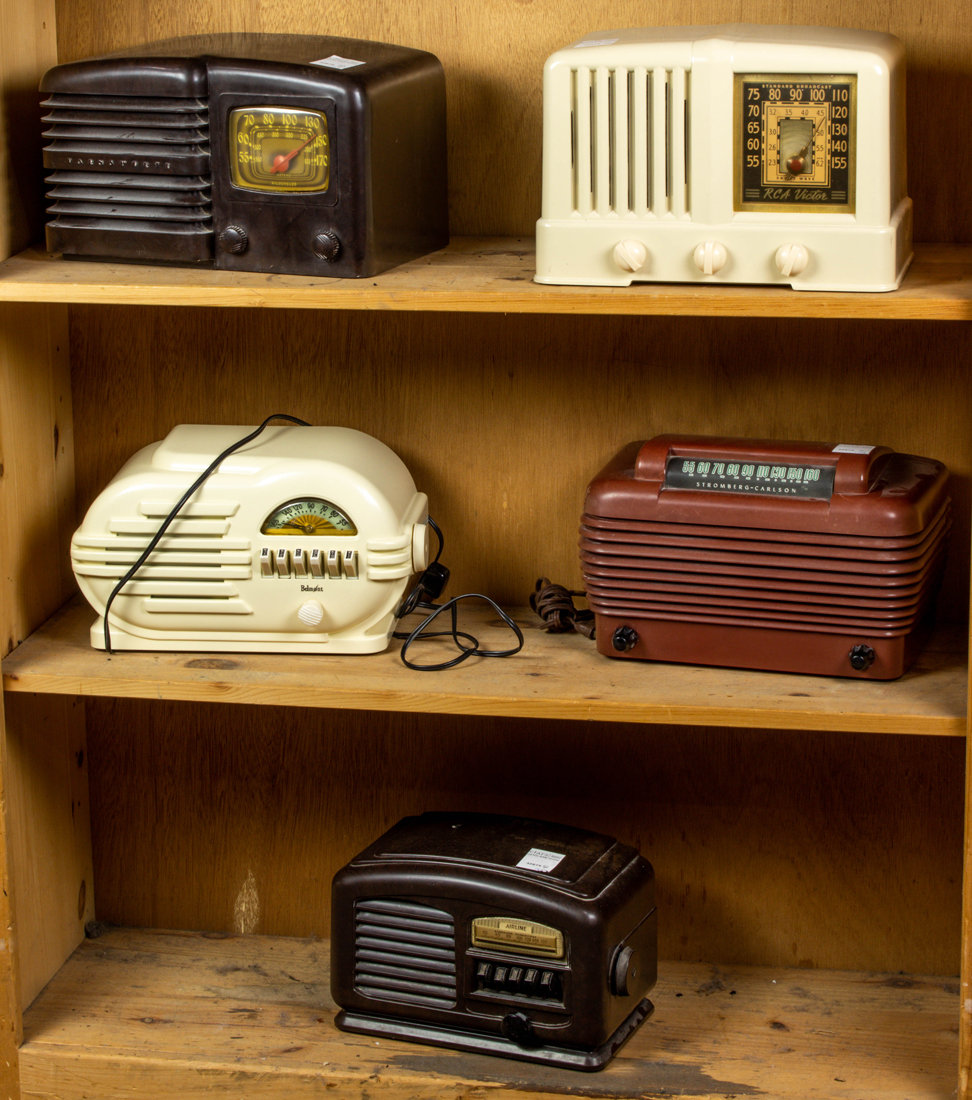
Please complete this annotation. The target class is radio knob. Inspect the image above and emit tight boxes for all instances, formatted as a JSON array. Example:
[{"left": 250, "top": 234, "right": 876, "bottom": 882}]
[
  {"left": 218, "top": 225, "right": 249, "bottom": 254},
  {"left": 775, "top": 243, "right": 810, "bottom": 277},
  {"left": 612, "top": 625, "right": 639, "bottom": 652},
  {"left": 500, "top": 1011, "right": 536, "bottom": 1046},
  {"left": 849, "top": 644, "right": 876, "bottom": 671},
  {"left": 611, "top": 945, "right": 641, "bottom": 996},
  {"left": 313, "top": 230, "right": 341, "bottom": 263},
  {"left": 693, "top": 240, "right": 727, "bottom": 275},
  {"left": 297, "top": 600, "right": 325, "bottom": 628},
  {"left": 613, "top": 239, "right": 647, "bottom": 273}
]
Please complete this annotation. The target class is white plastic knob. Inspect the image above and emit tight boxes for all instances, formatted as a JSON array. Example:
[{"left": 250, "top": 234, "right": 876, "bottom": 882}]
[
  {"left": 775, "top": 244, "right": 810, "bottom": 278},
  {"left": 613, "top": 239, "right": 648, "bottom": 273},
  {"left": 412, "top": 522, "right": 430, "bottom": 572},
  {"left": 297, "top": 599, "right": 325, "bottom": 628},
  {"left": 692, "top": 241, "right": 727, "bottom": 276}
]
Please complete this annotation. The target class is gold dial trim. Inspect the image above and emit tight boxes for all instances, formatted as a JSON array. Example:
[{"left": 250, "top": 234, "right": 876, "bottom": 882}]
[
  {"left": 229, "top": 106, "right": 330, "bottom": 194},
  {"left": 471, "top": 917, "right": 565, "bottom": 958},
  {"left": 260, "top": 498, "right": 356, "bottom": 537}
]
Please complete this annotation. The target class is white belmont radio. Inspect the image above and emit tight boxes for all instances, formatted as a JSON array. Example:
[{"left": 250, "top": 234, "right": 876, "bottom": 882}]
[
  {"left": 71, "top": 424, "right": 429, "bottom": 653},
  {"left": 535, "top": 25, "right": 911, "bottom": 292}
]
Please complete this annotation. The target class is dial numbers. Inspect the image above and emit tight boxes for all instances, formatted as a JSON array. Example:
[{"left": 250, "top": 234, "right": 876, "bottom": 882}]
[
  {"left": 734, "top": 75, "right": 856, "bottom": 213},
  {"left": 260, "top": 498, "right": 356, "bottom": 536},
  {"left": 229, "top": 106, "right": 330, "bottom": 193}
]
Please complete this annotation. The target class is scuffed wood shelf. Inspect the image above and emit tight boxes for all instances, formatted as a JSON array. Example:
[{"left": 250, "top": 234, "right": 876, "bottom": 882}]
[
  {"left": 2, "top": 596, "right": 965, "bottom": 734},
  {"left": 19, "top": 927, "right": 958, "bottom": 1100},
  {"left": 0, "top": 241, "right": 970, "bottom": 318}
]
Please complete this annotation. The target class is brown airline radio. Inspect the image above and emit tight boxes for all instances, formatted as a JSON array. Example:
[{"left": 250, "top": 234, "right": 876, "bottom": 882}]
[
  {"left": 330, "top": 812, "right": 657, "bottom": 1070},
  {"left": 581, "top": 436, "right": 951, "bottom": 679}
]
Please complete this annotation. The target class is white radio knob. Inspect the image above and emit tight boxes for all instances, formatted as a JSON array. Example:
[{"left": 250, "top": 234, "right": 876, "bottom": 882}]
[
  {"left": 692, "top": 241, "right": 727, "bottom": 275},
  {"left": 613, "top": 239, "right": 648, "bottom": 273},
  {"left": 297, "top": 600, "right": 325, "bottom": 628},
  {"left": 412, "top": 522, "right": 430, "bottom": 572},
  {"left": 775, "top": 244, "right": 810, "bottom": 278}
]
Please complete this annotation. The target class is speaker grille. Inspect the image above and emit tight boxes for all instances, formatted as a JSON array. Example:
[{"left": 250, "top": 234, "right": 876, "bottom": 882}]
[
  {"left": 41, "top": 92, "right": 213, "bottom": 261},
  {"left": 353, "top": 898, "right": 457, "bottom": 1009}
]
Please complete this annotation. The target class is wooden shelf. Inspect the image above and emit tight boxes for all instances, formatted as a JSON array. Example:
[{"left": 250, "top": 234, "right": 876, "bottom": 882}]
[
  {"left": 0, "top": 241, "right": 970, "bottom": 318},
  {"left": 2, "top": 596, "right": 965, "bottom": 734},
  {"left": 19, "top": 926, "right": 958, "bottom": 1100}
]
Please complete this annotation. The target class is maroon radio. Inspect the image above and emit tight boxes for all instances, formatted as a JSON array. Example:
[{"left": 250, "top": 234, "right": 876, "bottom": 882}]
[{"left": 581, "top": 435, "right": 951, "bottom": 679}]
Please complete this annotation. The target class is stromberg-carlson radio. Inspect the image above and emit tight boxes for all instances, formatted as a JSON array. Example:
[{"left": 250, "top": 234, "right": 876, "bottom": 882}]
[
  {"left": 331, "top": 812, "right": 657, "bottom": 1070},
  {"left": 39, "top": 34, "right": 448, "bottom": 277},
  {"left": 581, "top": 436, "right": 950, "bottom": 679},
  {"left": 536, "top": 25, "right": 910, "bottom": 291},
  {"left": 70, "top": 424, "right": 430, "bottom": 653}
]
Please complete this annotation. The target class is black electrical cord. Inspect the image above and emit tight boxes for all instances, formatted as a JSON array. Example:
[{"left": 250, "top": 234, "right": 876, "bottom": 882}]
[
  {"left": 102, "top": 414, "right": 310, "bottom": 654},
  {"left": 394, "top": 519, "right": 524, "bottom": 670}
]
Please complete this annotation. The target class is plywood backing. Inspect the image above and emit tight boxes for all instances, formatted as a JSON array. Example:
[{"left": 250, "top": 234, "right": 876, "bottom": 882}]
[
  {"left": 69, "top": 305, "right": 972, "bottom": 616},
  {"left": 47, "top": 0, "right": 972, "bottom": 245},
  {"left": 82, "top": 697, "right": 964, "bottom": 976}
]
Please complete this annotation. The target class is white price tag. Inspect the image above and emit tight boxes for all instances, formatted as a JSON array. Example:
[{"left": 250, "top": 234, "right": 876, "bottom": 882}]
[
  {"left": 516, "top": 847, "right": 566, "bottom": 873},
  {"left": 311, "top": 55, "right": 365, "bottom": 69},
  {"left": 832, "top": 444, "right": 876, "bottom": 454},
  {"left": 573, "top": 38, "right": 619, "bottom": 48}
]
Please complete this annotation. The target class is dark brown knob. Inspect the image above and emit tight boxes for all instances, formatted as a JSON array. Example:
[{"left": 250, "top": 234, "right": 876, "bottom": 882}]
[
  {"left": 218, "top": 225, "right": 248, "bottom": 254},
  {"left": 611, "top": 945, "right": 641, "bottom": 996},
  {"left": 313, "top": 231, "right": 341, "bottom": 262}
]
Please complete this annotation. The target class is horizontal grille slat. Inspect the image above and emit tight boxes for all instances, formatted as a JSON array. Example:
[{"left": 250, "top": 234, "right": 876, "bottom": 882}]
[
  {"left": 43, "top": 109, "right": 209, "bottom": 128},
  {"left": 42, "top": 94, "right": 208, "bottom": 113},
  {"left": 354, "top": 898, "right": 456, "bottom": 1009},
  {"left": 48, "top": 201, "right": 211, "bottom": 222},
  {"left": 47, "top": 170, "right": 211, "bottom": 191},
  {"left": 48, "top": 185, "right": 211, "bottom": 206}
]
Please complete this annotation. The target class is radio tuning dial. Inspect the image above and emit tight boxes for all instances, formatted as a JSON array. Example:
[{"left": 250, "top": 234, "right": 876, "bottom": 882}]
[
  {"left": 218, "top": 225, "right": 249, "bottom": 254},
  {"left": 611, "top": 945, "right": 641, "bottom": 996},
  {"left": 314, "top": 231, "right": 341, "bottom": 263}
]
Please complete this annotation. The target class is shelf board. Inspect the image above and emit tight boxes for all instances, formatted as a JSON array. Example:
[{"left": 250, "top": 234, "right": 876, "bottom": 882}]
[
  {"left": 19, "top": 926, "right": 958, "bottom": 1100},
  {"left": 2, "top": 596, "right": 965, "bottom": 734},
  {"left": 0, "top": 241, "right": 970, "bottom": 318}
]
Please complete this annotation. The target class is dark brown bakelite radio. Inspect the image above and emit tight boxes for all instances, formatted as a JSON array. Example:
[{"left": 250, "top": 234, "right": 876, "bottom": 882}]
[
  {"left": 582, "top": 436, "right": 951, "bottom": 679},
  {"left": 39, "top": 34, "right": 448, "bottom": 277},
  {"left": 331, "top": 812, "right": 657, "bottom": 1070}
]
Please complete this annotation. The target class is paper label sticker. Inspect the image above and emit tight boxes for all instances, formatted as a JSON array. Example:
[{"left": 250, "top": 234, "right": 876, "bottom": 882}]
[
  {"left": 574, "top": 38, "right": 619, "bottom": 48},
  {"left": 516, "top": 847, "right": 566, "bottom": 873},
  {"left": 832, "top": 444, "right": 876, "bottom": 454},
  {"left": 312, "top": 55, "right": 364, "bottom": 69}
]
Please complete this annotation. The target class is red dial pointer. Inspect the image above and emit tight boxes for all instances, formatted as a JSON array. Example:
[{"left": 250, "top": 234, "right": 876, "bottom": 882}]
[{"left": 270, "top": 134, "right": 317, "bottom": 174}]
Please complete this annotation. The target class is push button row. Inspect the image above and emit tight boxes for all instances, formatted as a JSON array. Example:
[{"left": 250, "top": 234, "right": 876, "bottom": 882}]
[
  {"left": 474, "top": 961, "right": 562, "bottom": 1000},
  {"left": 259, "top": 547, "right": 358, "bottom": 579}
]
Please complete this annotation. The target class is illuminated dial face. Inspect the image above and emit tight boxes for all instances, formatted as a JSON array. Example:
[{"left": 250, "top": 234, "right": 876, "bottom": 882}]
[
  {"left": 734, "top": 75, "right": 856, "bottom": 213},
  {"left": 229, "top": 106, "right": 330, "bottom": 193},
  {"left": 260, "top": 498, "right": 356, "bottom": 536}
]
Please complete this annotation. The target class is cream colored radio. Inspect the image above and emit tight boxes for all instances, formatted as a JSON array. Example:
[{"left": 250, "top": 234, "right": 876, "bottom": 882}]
[
  {"left": 71, "top": 424, "right": 429, "bottom": 652},
  {"left": 535, "top": 25, "right": 911, "bottom": 291}
]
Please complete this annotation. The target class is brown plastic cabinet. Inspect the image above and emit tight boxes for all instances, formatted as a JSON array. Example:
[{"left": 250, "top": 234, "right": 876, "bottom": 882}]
[{"left": 1, "top": 1, "right": 971, "bottom": 1098}]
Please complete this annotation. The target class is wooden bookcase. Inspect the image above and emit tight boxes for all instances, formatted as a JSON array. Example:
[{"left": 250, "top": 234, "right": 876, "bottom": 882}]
[{"left": 1, "top": 1, "right": 970, "bottom": 1098}]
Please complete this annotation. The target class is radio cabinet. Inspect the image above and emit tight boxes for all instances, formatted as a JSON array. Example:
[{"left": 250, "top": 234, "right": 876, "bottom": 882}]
[{"left": 0, "top": 1, "right": 970, "bottom": 1099}]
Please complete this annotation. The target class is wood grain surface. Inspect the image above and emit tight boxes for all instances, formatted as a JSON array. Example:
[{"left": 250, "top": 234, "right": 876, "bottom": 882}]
[
  {"left": 19, "top": 927, "right": 960, "bottom": 1100},
  {"left": 0, "top": 244, "right": 971, "bottom": 319}
]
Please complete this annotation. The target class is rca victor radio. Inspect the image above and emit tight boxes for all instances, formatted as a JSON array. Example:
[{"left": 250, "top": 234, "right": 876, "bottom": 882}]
[
  {"left": 71, "top": 424, "right": 430, "bottom": 652},
  {"left": 581, "top": 436, "right": 950, "bottom": 679},
  {"left": 536, "top": 25, "right": 910, "bottom": 291},
  {"left": 39, "top": 33, "right": 448, "bottom": 276},
  {"left": 331, "top": 812, "right": 657, "bottom": 1070}
]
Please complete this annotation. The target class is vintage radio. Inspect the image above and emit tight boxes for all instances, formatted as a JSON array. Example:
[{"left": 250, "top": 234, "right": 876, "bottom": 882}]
[
  {"left": 39, "top": 33, "right": 448, "bottom": 277},
  {"left": 581, "top": 436, "right": 950, "bottom": 679},
  {"left": 71, "top": 424, "right": 430, "bottom": 652},
  {"left": 536, "top": 25, "right": 910, "bottom": 291},
  {"left": 331, "top": 812, "right": 657, "bottom": 1070}
]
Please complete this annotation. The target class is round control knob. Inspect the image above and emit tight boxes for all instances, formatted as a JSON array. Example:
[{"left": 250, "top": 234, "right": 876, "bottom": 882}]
[
  {"left": 692, "top": 240, "right": 727, "bottom": 276},
  {"left": 612, "top": 625, "right": 639, "bottom": 652},
  {"left": 775, "top": 243, "right": 810, "bottom": 278},
  {"left": 849, "top": 644, "right": 876, "bottom": 671},
  {"left": 500, "top": 1011, "right": 537, "bottom": 1047},
  {"left": 313, "top": 230, "right": 341, "bottom": 263},
  {"left": 613, "top": 239, "right": 648, "bottom": 274},
  {"left": 297, "top": 600, "right": 325, "bottom": 628},
  {"left": 611, "top": 945, "right": 641, "bottom": 996},
  {"left": 218, "top": 225, "right": 249, "bottom": 255}
]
